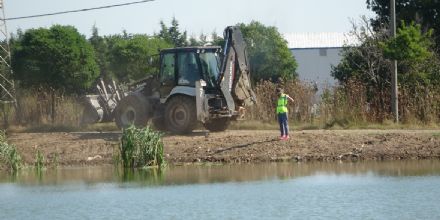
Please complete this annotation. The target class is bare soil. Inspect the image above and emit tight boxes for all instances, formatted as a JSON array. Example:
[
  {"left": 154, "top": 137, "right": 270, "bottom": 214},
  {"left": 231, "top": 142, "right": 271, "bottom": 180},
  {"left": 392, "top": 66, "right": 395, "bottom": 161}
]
[{"left": 6, "top": 129, "right": 440, "bottom": 167}]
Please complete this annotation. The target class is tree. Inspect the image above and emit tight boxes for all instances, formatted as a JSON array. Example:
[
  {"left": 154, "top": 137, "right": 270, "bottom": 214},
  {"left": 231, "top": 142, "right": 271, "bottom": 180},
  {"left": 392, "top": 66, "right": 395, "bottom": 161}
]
[
  {"left": 238, "top": 21, "right": 298, "bottom": 81},
  {"left": 188, "top": 33, "right": 209, "bottom": 46},
  {"left": 366, "top": 0, "right": 440, "bottom": 48},
  {"left": 331, "top": 18, "right": 392, "bottom": 120},
  {"left": 381, "top": 22, "right": 439, "bottom": 86},
  {"left": 211, "top": 31, "right": 225, "bottom": 46},
  {"left": 89, "top": 25, "right": 112, "bottom": 81},
  {"left": 157, "top": 17, "right": 188, "bottom": 47},
  {"left": 188, "top": 35, "right": 200, "bottom": 46},
  {"left": 107, "top": 34, "right": 172, "bottom": 82},
  {"left": 189, "top": 31, "right": 224, "bottom": 46},
  {"left": 332, "top": 18, "right": 391, "bottom": 85},
  {"left": 11, "top": 25, "right": 99, "bottom": 94},
  {"left": 381, "top": 22, "right": 433, "bottom": 62}
]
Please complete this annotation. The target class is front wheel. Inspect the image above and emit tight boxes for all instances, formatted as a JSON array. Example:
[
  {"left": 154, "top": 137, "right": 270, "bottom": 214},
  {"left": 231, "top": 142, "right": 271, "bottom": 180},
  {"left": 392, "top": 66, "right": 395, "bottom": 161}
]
[
  {"left": 164, "top": 96, "right": 197, "bottom": 134},
  {"left": 114, "top": 95, "right": 150, "bottom": 129},
  {"left": 204, "top": 118, "right": 231, "bottom": 132}
]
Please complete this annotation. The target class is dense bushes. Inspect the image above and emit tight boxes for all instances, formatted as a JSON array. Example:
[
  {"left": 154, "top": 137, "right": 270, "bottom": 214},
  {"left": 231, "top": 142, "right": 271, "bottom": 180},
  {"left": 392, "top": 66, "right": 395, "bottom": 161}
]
[{"left": 331, "top": 18, "right": 440, "bottom": 125}]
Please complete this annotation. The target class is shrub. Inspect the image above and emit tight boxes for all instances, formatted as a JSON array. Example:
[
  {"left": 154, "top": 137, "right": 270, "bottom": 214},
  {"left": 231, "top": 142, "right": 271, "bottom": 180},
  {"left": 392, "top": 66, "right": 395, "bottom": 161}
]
[
  {"left": 0, "top": 131, "right": 22, "bottom": 172},
  {"left": 120, "top": 126, "right": 164, "bottom": 168}
]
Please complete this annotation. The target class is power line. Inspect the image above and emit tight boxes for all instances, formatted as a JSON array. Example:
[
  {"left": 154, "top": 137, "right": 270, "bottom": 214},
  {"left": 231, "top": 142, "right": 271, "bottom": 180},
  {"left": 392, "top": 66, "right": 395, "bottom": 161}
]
[{"left": 2, "top": 0, "right": 155, "bottom": 21}]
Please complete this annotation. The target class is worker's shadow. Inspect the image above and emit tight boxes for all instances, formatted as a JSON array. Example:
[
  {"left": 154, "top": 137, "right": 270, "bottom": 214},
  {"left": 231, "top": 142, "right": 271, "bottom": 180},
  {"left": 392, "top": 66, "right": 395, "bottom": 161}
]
[{"left": 212, "top": 138, "right": 278, "bottom": 154}]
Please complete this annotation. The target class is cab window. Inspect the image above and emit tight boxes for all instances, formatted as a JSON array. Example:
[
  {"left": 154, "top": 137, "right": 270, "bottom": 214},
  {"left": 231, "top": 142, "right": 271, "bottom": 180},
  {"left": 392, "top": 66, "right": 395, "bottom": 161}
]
[
  {"left": 177, "top": 52, "right": 200, "bottom": 87},
  {"left": 160, "top": 53, "right": 175, "bottom": 83}
]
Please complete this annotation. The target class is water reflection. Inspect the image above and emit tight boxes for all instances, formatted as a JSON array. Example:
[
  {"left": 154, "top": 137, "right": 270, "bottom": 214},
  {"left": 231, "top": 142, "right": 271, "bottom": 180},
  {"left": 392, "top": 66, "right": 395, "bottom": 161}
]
[{"left": 1, "top": 160, "right": 440, "bottom": 186}]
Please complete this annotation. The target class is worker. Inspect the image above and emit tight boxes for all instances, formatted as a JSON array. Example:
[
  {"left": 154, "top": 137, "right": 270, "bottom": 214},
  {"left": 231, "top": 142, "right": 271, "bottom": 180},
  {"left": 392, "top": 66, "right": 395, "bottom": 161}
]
[{"left": 276, "top": 87, "right": 294, "bottom": 140}]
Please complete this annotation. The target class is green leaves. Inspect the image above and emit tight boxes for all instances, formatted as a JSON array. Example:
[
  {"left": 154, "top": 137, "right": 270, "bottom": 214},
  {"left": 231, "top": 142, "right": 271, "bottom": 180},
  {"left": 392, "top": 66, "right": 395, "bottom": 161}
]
[
  {"left": 238, "top": 21, "right": 298, "bottom": 81},
  {"left": 107, "top": 35, "right": 171, "bottom": 82},
  {"left": 381, "top": 22, "right": 433, "bottom": 61},
  {"left": 35, "top": 149, "right": 45, "bottom": 171},
  {"left": 367, "top": 0, "right": 440, "bottom": 49},
  {"left": 120, "top": 126, "right": 164, "bottom": 168},
  {"left": 11, "top": 25, "right": 99, "bottom": 94},
  {"left": 381, "top": 22, "right": 439, "bottom": 86},
  {"left": 157, "top": 17, "right": 188, "bottom": 47}
]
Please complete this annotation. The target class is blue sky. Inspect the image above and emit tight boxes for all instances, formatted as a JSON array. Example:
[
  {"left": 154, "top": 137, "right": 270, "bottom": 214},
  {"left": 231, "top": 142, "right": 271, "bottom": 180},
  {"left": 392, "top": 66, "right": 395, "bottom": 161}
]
[{"left": 4, "top": 0, "right": 376, "bottom": 37}]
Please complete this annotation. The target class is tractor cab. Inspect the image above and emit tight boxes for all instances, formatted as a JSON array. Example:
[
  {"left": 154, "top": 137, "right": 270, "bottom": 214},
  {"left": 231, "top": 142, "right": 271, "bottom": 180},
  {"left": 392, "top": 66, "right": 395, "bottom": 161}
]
[{"left": 158, "top": 46, "right": 222, "bottom": 99}]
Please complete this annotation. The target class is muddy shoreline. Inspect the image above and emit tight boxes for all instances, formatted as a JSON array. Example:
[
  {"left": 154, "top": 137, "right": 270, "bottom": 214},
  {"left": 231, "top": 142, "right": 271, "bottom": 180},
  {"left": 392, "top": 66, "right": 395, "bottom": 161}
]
[{"left": 4, "top": 129, "right": 440, "bottom": 168}]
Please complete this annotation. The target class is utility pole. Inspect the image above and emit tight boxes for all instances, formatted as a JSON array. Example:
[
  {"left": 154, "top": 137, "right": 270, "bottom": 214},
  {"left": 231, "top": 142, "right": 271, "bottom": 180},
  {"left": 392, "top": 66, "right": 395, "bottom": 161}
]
[
  {"left": 390, "top": 0, "right": 399, "bottom": 123},
  {"left": 0, "top": 0, "right": 16, "bottom": 128},
  {"left": 0, "top": 0, "right": 15, "bottom": 103}
]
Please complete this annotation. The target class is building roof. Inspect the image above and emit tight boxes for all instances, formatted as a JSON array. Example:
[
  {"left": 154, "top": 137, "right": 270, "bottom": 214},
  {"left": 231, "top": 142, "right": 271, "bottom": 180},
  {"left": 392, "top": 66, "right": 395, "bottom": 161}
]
[{"left": 283, "top": 32, "right": 359, "bottom": 49}]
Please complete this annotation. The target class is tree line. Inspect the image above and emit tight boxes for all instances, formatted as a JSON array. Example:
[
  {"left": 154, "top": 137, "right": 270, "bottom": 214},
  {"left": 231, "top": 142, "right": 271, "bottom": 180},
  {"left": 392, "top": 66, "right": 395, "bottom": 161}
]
[{"left": 10, "top": 18, "right": 297, "bottom": 95}]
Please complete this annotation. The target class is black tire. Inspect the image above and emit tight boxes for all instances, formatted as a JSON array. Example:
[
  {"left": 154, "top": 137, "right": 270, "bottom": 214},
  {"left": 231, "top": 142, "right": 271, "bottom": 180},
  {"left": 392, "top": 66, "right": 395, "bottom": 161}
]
[
  {"left": 152, "top": 117, "right": 167, "bottom": 131},
  {"left": 164, "top": 96, "right": 197, "bottom": 134},
  {"left": 114, "top": 95, "right": 150, "bottom": 129},
  {"left": 204, "top": 118, "right": 231, "bottom": 132}
]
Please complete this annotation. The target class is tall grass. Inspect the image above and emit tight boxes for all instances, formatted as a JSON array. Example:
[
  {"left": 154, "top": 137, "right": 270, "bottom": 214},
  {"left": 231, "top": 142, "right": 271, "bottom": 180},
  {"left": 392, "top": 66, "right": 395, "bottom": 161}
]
[
  {"left": 3, "top": 81, "right": 438, "bottom": 132},
  {"left": 248, "top": 79, "right": 440, "bottom": 129},
  {"left": 1, "top": 89, "right": 84, "bottom": 130},
  {"left": 319, "top": 80, "right": 440, "bottom": 126},
  {"left": 249, "top": 80, "right": 318, "bottom": 124},
  {"left": 0, "top": 131, "right": 22, "bottom": 172},
  {"left": 35, "top": 149, "right": 45, "bottom": 171},
  {"left": 120, "top": 126, "right": 164, "bottom": 168}
]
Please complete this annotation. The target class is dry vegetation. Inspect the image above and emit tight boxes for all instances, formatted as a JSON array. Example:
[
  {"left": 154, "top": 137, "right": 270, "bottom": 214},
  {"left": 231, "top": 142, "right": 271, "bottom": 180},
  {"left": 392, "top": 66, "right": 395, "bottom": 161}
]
[
  {"left": 0, "top": 81, "right": 439, "bottom": 132},
  {"left": 318, "top": 80, "right": 440, "bottom": 127},
  {"left": 246, "top": 80, "right": 440, "bottom": 129},
  {"left": 1, "top": 89, "right": 87, "bottom": 132}
]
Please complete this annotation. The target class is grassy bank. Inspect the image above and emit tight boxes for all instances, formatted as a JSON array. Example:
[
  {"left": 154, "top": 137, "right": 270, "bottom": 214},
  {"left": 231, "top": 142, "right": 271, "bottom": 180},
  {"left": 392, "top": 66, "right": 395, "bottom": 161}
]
[{"left": 0, "top": 131, "right": 22, "bottom": 172}]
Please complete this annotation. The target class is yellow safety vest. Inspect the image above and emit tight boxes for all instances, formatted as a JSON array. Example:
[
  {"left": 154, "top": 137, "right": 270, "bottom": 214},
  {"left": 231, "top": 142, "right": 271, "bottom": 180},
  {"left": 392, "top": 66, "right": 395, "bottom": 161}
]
[{"left": 276, "top": 94, "right": 288, "bottom": 114}]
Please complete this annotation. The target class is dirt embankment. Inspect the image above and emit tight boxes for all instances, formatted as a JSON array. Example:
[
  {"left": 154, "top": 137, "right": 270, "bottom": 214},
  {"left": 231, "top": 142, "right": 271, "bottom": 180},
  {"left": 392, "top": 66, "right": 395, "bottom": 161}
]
[{"left": 5, "top": 130, "right": 440, "bottom": 167}]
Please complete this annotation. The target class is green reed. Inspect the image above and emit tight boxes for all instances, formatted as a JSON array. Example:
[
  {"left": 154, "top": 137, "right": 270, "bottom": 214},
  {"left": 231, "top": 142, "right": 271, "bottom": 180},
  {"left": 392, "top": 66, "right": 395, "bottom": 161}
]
[
  {"left": 0, "top": 130, "right": 22, "bottom": 172},
  {"left": 120, "top": 125, "right": 164, "bottom": 168},
  {"left": 35, "top": 149, "right": 45, "bottom": 171}
]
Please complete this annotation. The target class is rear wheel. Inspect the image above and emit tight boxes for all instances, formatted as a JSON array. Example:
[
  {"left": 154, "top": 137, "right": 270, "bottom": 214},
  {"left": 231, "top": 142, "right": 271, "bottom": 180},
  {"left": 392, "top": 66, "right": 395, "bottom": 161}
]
[
  {"left": 152, "top": 117, "right": 167, "bottom": 131},
  {"left": 204, "top": 118, "right": 231, "bottom": 132},
  {"left": 164, "top": 96, "right": 197, "bottom": 134},
  {"left": 114, "top": 95, "right": 150, "bottom": 129}
]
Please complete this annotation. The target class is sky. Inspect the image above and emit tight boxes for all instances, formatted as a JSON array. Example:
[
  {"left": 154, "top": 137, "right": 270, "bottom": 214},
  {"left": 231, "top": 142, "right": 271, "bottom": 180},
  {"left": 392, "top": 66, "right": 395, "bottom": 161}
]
[{"left": 3, "top": 0, "right": 376, "bottom": 38}]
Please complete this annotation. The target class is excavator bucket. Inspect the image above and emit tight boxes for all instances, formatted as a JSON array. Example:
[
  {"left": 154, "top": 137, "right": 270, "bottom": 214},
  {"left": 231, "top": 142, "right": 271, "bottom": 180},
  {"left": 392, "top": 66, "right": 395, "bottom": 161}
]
[{"left": 219, "top": 26, "right": 257, "bottom": 113}]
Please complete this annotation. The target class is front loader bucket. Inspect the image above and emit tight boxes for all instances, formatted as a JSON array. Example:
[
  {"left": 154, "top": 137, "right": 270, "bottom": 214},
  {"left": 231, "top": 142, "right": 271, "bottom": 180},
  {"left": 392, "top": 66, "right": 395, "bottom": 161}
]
[
  {"left": 81, "top": 94, "right": 120, "bottom": 125},
  {"left": 81, "top": 95, "right": 105, "bottom": 125},
  {"left": 81, "top": 78, "right": 124, "bottom": 125}
]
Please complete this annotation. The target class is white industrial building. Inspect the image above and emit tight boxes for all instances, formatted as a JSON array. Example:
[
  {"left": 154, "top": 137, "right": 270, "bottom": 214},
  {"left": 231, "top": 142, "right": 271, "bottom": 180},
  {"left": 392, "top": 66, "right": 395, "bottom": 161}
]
[{"left": 283, "top": 32, "right": 358, "bottom": 92}]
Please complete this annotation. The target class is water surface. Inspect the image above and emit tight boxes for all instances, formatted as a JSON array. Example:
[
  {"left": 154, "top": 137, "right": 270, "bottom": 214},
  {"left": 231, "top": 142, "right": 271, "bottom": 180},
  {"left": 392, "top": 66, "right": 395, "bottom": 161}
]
[{"left": 1, "top": 161, "right": 440, "bottom": 219}]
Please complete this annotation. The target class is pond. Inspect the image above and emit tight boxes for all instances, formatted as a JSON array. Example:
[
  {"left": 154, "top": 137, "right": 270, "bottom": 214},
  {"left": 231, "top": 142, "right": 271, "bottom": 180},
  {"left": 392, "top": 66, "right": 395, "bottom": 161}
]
[{"left": 1, "top": 160, "right": 440, "bottom": 219}]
